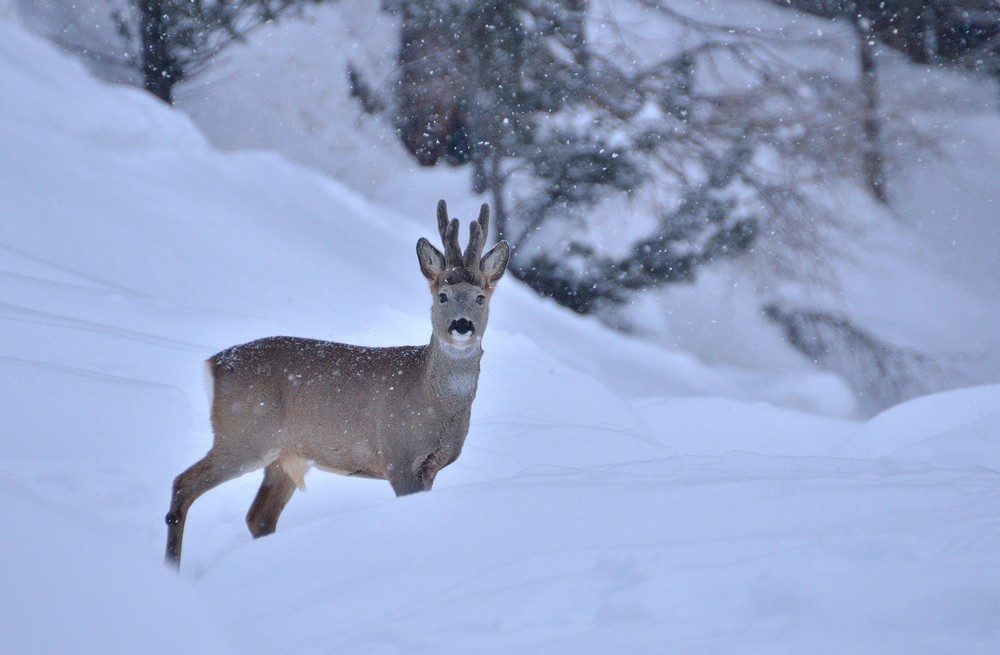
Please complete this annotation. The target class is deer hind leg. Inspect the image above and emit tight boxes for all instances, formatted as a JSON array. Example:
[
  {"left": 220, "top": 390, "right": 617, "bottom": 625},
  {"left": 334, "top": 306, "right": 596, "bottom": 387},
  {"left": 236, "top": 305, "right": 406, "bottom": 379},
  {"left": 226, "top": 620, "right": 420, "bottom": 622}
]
[
  {"left": 246, "top": 461, "right": 297, "bottom": 538},
  {"left": 164, "top": 452, "right": 249, "bottom": 567}
]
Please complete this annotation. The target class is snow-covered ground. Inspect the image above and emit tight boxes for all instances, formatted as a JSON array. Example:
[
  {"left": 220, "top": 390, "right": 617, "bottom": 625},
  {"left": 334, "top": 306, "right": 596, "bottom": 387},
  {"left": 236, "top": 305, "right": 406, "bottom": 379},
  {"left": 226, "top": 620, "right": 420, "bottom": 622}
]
[{"left": 2, "top": 7, "right": 1000, "bottom": 655}]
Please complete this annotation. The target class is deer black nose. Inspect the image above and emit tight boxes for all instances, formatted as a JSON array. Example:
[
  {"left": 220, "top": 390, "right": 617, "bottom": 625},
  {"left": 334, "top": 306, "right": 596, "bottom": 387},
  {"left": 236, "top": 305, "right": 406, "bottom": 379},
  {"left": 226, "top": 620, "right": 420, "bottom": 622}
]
[{"left": 450, "top": 318, "right": 474, "bottom": 336}]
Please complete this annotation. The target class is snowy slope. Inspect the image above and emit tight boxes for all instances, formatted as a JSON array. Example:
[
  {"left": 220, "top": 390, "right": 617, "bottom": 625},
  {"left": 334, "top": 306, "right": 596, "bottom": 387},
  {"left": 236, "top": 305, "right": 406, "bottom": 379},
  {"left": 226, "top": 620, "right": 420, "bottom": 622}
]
[{"left": 2, "top": 15, "right": 1000, "bottom": 655}]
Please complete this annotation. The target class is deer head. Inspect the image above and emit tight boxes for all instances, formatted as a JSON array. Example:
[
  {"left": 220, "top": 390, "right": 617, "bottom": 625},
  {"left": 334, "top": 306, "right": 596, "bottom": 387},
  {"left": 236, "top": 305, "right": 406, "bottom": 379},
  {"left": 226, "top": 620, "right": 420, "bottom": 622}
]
[{"left": 416, "top": 200, "right": 510, "bottom": 353}]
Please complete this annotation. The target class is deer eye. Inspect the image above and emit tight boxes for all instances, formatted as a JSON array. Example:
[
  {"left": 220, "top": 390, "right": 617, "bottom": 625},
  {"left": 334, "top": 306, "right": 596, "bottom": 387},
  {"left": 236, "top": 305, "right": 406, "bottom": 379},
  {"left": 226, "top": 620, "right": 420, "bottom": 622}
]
[
  {"left": 438, "top": 293, "right": 448, "bottom": 303},
  {"left": 476, "top": 294, "right": 486, "bottom": 305}
]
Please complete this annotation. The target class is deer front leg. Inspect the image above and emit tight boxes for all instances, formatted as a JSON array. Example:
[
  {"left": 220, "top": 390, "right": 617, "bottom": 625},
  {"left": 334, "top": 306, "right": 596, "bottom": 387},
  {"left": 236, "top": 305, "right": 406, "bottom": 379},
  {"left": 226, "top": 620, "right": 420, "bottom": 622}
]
[
  {"left": 388, "top": 468, "right": 427, "bottom": 496},
  {"left": 388, "top": 448, "right": 450, "bottom": 496},
  {"left": 246, "top": 461, "right": 297, "bottom": 538}
]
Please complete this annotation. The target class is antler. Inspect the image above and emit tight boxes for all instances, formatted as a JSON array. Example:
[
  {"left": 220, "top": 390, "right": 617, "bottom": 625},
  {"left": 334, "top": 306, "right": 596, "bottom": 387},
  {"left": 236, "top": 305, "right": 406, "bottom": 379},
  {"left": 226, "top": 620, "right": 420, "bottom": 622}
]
[
  {"left": 463, "top": 204, "right": 489, "bottom": 271},
  {"left": 436, "top": 199, "right": 449, "bottom": 241},
  {"left": 436, "top": 200, "right": 463, "bottom": 267}
]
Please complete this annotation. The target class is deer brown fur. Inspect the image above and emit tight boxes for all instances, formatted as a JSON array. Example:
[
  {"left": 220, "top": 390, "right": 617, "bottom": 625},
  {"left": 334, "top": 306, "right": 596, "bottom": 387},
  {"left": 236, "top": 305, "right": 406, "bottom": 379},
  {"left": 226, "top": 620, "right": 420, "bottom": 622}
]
[{"left": 165, "top": 200, "right": 509, "bottom": 567}]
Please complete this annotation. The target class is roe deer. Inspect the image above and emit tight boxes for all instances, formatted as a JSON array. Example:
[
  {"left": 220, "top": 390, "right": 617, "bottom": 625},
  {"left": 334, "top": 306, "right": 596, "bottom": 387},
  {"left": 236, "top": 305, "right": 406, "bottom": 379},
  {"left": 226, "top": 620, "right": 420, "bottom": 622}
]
[{"left": 165, "top": 200, "right": 509, "bottom": 567}]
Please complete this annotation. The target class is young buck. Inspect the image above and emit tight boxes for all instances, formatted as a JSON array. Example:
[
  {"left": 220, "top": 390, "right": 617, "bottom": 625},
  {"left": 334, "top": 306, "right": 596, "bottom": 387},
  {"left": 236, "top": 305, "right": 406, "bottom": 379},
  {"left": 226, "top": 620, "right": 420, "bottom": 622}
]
[{"left": 165, "top": 200, "right": 509, "bottom": 567}]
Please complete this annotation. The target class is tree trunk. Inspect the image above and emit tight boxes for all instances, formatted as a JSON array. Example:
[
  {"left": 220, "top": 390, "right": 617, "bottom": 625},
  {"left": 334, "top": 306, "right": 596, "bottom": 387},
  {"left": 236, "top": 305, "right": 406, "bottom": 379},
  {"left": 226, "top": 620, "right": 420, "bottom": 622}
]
[
  {"left": 856, "top": 6, "right": 887, "bottom": 204},
  {"left": 138, "top": 0, "right": 175, "bottom": 103},
  {"left": 912, "top": 3, "right": 939, "bottom": 64},
  {"left": 485, "top": 150, "right": 508, "bottom": 244}
]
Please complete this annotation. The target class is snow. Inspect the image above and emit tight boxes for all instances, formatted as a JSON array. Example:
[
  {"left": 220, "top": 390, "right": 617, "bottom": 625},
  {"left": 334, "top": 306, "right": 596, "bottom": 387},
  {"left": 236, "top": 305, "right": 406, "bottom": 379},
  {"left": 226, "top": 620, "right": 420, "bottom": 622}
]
[
  {"left": 1, "top": 487, "right": 236, "bottom": 655},
  {"left": 2, "top": 8, "right": 1000, "bottom": 655}
]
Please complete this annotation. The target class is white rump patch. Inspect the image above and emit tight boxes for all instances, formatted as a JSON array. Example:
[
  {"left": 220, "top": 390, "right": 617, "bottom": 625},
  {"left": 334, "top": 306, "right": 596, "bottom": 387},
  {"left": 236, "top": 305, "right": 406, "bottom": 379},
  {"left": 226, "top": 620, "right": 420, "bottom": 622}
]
[{"left": 203, "top": 360, "right": 215, "bottom": 407}]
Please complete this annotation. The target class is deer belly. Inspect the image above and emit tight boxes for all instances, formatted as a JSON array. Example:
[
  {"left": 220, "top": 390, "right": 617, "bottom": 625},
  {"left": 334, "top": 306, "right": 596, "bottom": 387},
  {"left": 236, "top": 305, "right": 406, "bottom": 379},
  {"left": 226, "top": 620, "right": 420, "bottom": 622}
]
[{"left": 304, "top": 437, "right": 384, "bottom": 480}]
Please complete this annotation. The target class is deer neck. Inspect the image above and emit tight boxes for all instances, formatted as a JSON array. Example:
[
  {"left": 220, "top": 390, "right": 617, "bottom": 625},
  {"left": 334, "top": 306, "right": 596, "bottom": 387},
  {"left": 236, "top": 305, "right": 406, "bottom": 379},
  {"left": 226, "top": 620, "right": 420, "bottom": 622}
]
[{"left": 425, "top": 335, "right": 483, "bottom": 409}]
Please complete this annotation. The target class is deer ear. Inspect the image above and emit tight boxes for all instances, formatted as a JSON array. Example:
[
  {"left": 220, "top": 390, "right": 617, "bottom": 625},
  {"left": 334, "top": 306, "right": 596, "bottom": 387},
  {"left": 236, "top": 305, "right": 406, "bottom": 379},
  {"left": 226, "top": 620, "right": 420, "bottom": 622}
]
[
  {"left": 480, "top": 240, "right": 510, "bottom": 288},
  {"left": 417, "top": 237, "right": 445, "bottom": 281}
]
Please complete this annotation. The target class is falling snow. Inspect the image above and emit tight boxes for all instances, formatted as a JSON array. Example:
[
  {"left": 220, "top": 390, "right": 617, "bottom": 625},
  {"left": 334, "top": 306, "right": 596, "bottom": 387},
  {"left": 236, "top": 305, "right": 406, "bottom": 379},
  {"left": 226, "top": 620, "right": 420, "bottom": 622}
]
[{"left": 2, "top": 3, "right": 1000, "bottom": 655}]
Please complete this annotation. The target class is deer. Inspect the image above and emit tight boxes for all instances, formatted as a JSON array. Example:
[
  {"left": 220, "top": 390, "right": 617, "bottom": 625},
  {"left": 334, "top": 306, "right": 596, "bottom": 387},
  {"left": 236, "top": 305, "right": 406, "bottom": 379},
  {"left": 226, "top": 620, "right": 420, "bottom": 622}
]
[{"left": 165, "top": 200, "right": 509, "bottom": 567}]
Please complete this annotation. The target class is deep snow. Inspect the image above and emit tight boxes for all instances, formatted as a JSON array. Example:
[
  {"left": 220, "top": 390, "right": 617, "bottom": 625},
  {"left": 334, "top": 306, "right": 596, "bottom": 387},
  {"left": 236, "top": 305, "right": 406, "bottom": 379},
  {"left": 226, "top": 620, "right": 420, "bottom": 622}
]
[{"left": 1, "top": 7, "right": 1000, "bottom": 655}]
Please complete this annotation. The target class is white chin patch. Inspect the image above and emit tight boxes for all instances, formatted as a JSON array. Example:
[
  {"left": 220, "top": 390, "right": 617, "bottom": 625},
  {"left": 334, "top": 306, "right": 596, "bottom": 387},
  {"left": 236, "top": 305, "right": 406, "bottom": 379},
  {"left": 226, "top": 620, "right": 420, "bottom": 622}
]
[
  {"left": 450, "top": 330, "right": 474, "bottom": 343},
  {"left": 441, "top": 335, "right": 481, "bottom": 358}
]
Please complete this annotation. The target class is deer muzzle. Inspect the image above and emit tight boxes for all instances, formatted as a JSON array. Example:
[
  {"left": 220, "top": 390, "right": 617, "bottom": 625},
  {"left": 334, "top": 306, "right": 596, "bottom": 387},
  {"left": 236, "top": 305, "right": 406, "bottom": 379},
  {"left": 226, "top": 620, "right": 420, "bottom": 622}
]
[{"left": 448, "top": 318, "right": 475, "bottom": 341}]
